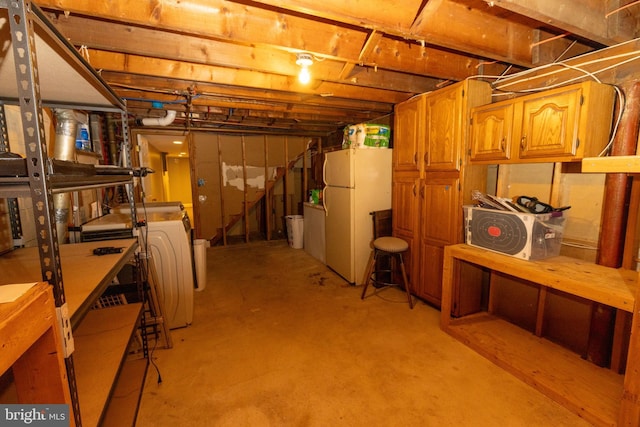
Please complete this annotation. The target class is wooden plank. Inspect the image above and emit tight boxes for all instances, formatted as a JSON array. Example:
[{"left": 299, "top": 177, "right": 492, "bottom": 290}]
[
  {"left": 582, "top": 155, "right": 640, "bottom": 173},
  {"left": 411, "top": 0, "right": 536, "bottom": 66},
  {"left": 445, "top": 313, "right": 622, "bottom": 427},
  {"left": 0, "top": 283, "right": 73, "bottom": 412},
  {"left": 73, "top": 303, "right": 143, "bottom": 427},
  {"left": 535, "top": 286, "right": 547, "bottom": 336},
  {"left": 446, "top": 244, "right": 637, "bottom": 312},
  {"left": 51, "top": 16, "right": 442, "bottom": 94},
  {"left": 100, "top": 357, "right": 148, "bottom": 427},
  {"left": 491, "top": 0, "right": 633, "bottom": 46},
  {"left": 85, "top": 50, "right": 411, "bottom": 105},
  {"left": 619, "top": 275, "right": 640, "bottom": 424},
  {"left": 0, "top": 239, "right": 138, "bottom": 326},
  {"left": 0, "top": 283, "right": 52, "bottom": 373}
]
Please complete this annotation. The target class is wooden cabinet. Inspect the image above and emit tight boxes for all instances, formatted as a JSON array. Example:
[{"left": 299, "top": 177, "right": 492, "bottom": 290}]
[
  {"left": 470, "top": 81, "right": 616, "bottom": 164},
  {"left": 417, "top": 176, "right": 460, "bottom": 304},
  {"left": 393, "top": 80, "right": 491, "bottom": 308},
  {"left": 469, "top": 102, "right": 514, "bottom": 162},
  {"left": 393, "top": 94, "right": 426, "bottom": 174},
  {"left": 425, "top": 86, "right": 463, "bottom": 171},
  {"left": 391, "top": 173, "right": 421, "bottom": 285}
]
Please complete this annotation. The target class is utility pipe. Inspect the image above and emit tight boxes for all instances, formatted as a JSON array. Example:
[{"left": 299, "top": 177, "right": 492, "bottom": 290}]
[
  {"left": 598, "top": 83, "right": 640, "bottom": 267},
  {"left": 588, "top": 82, "right": 640, "bottom": 368},
  {"left": 138, "top": 110, "right": 176, "bottom": 127},
  {"left": 52, "top": 109, "right": 80, "bottom": 244}
]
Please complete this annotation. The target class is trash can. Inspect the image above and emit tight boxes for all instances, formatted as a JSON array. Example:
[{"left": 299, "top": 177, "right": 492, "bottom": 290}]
[
  {"left": 193, "top": 239, "right": 207, "bottom": 291},
  {"left": 285, "top": 215, "right": 304, "bottom": 249}
]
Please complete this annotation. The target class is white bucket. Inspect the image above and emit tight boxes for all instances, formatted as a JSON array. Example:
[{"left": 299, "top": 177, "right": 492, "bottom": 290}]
[
  {"left": 193, "top": 239, "right": 207, "bottom": 291},
  {"left": 286, "top": 215, "right": 304, "bottom": 249}
]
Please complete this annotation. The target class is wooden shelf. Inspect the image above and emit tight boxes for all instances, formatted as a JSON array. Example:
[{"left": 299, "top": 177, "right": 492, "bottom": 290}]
[
  {"left": 582, "top": 155, "right": 640, "bottom": 173},
  {"left": 0, "top": 239, "right": 138, "bottom": 327},
  {"left": 446, "top": 312, "right": 623, "bottom": 426},
  {"left": 441, "top": 243, "right": 639, "bottom": 426},
  {"left": 73, "top": 303, "right": 144, "bottom": 427},
  {"left": 101, "top": 357, "right": 148, "bottom": 427},
  {"left": 444, "top": 243, "right": 637, "bottom": 312}
]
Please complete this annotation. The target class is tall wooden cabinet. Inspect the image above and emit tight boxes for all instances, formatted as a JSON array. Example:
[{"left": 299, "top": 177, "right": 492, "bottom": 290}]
[
  {"left": 392, "top": 94, "right": 426, "bottom": 288},
  {"left": 393, "top": 80, "right": 492, "bottom": 310}
]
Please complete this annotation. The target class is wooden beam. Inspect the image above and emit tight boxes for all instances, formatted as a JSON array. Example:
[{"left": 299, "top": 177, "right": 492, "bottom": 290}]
[
  {"left": 251, "top": 0, "right": 425, "bottom": 30},
  {"left": 339, "top": 31, "right": 383, "bottom": 80},
  {"left": 411, "top": 0, "right": 535, "bottom": 66},
  {"left": 101, "top": 72, "right": 396, "bottom": 114},
  {"left": 49, "top": 14, "right": 461, "bottom": 89},
  {"left": 492, "top": 0, "right": 636, "bottom": 46},
  {"left": 85, "top": 50, "right": 412, "bottom": 104},
  {"left": 38, "top": 0, "right": 369, "bottom": 60}
]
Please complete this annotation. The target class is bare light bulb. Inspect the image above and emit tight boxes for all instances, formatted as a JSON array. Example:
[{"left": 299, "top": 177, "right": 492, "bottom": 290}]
[{"left": 298, "top": 66, "right": 311, "bottom": 84}]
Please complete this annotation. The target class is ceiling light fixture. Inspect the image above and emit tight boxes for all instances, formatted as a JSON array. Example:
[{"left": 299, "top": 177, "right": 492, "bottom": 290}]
[
  {"left": 173, "top": 140, "right": 183, "bottom": 145},
  {"left": 296, "top": 53, "right": 313, "bottom": 84}
]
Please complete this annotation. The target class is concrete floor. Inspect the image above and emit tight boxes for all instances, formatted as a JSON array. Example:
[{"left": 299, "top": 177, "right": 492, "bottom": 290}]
[{"left": 136, "top": 240, "right": 591, "bottom": 426}]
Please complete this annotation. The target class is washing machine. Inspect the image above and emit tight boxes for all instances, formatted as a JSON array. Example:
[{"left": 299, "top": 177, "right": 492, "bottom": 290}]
[{"left": 82, "top": 210, "right": 195, "bottom": 329}]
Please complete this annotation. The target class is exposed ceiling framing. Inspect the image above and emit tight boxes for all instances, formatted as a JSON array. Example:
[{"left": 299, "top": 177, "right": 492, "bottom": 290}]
[{"left": 33, "top": 0, "right": 640, "bottom": 137}]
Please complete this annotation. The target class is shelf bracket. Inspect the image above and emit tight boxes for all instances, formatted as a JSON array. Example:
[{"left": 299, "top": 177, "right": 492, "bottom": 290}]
[{"left": 56, "top": 303, "right": 75, "bottom": 358}]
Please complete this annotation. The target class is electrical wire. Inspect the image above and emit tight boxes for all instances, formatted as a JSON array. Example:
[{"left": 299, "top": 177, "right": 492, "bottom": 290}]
[
  {"left": 599, "top": 85, "right": 626, "bottom": 157},
  {"left": 137, "top": 179, "right": 163, "bottom": 384}
]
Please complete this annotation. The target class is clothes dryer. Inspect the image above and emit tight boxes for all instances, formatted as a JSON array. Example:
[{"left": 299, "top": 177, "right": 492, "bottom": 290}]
[
  {"left": 141, "top": 211, "right": 194, "bottom": 329},
  {"left": 82, "top": 211, "right": 195, "bottom": 329}
]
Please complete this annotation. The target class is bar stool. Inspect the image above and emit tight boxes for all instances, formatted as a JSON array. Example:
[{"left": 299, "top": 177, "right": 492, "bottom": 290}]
[{"left": 361, "top": 236, "right": 413, "bottom": 309}]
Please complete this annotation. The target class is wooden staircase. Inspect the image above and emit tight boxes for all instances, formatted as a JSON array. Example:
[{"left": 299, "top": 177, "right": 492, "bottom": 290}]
[{"left": 210, "top": 152, "right": 305, "bottom": 246}]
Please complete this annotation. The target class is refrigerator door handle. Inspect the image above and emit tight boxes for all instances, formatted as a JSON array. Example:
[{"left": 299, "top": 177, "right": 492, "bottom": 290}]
[
  {"left": 323, "top": 187, "right": 329, "bottom": 216},
  {"left": 322, "top": 156, "right": 328, "bottom": 186}
]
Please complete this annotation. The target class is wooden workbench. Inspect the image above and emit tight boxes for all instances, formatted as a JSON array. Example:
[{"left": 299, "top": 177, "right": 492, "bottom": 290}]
[
  {"left": 0, "top": 282, "right": 74, "bottom": 422},
  {"left": 441, "top": 243, "right": 639, "bottom": 427}
]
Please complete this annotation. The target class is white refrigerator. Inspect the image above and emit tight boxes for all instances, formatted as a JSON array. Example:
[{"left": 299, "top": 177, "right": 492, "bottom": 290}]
[{"left": 323, "top": 148, "right": 393, "bottom": 285}]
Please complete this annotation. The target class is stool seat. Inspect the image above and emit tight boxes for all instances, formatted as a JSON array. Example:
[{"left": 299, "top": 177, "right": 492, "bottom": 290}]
[
  {"left": 361, "top": 236, "right": 413, "bottom": 309},
  {"left": 373, "top": 236, "right": 408, "bottom": 253}
]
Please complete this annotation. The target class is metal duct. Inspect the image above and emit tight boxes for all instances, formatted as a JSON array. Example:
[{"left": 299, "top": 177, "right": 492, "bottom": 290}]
[
  {"left": 53, "top": 109, "right": 79, "bottom": 244},
  {"left": 139, "top": 109, "right": 176, "bottom": 126}
]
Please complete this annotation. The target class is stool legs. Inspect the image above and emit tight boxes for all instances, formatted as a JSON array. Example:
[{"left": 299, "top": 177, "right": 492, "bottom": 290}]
[
  {"left": 361, "top": 250, "right": 377, "bottom": 300},
  {"left": 361, "top": 249, "right": 413, "bottom": 309},
  {"left": 398, "top": 253, "right": 413, "bottom": 309}
]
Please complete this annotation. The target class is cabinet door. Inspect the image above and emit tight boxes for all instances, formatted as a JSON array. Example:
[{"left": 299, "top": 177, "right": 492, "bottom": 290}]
[
  {"left": 393, "top": 95, "right": 425, "bottom": 173},
  {"left": 426, "top": 86, "right": 461, "bottom": 172},
  {"left": 470, "top": 103, "right": 514, "bottom": 162},
  {"left": 518, "top": 87, "right": 582, "bottom": 159},
  {"left": 420, "top": 176, "right": 460, "bottom": 245},
  {"left": 392, "top": 174, "right": 420, "bottom": 237},
  {"left": 416, "top": 176, "right": 460, "bottom": 305},
  {"left": 392, "top": 174, "right": 421, "bottom": 288}
]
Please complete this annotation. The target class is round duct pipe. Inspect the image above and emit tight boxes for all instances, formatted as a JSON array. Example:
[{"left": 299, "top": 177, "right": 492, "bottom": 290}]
[
  {"left": 138, "top": 109, "right": 176, "bottom": 126},
  {"left": 53, "top": 109, "right": 79, "bottom": 244}
]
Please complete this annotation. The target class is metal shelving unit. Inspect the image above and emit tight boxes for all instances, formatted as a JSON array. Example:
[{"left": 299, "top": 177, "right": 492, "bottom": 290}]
[{"left": 0, "top": 1, "right": 146, "bottom": 425}]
